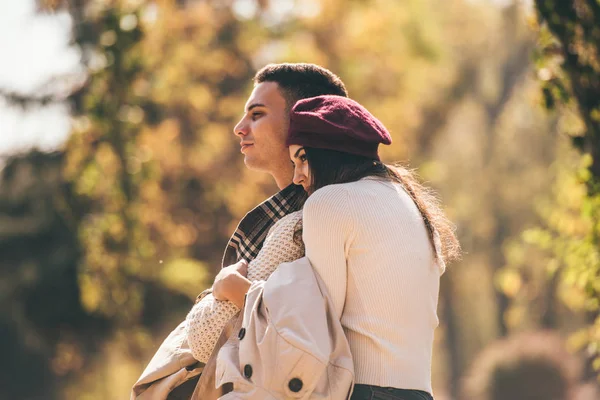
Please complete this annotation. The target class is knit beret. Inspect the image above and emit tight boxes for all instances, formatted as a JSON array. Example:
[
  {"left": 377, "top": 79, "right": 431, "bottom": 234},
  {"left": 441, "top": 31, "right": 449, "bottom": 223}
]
[{"left": 286, "top": 95, "right": 392, "bottom": 160}]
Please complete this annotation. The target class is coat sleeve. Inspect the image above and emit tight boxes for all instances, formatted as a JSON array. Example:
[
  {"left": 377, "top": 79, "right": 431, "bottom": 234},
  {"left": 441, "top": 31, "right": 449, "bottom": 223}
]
[
  {"left": 131, "top": 319, "right": 202, "bottom": 399},
  {"left": 302, "top": 185, "right": 354, "bottom": 320}
]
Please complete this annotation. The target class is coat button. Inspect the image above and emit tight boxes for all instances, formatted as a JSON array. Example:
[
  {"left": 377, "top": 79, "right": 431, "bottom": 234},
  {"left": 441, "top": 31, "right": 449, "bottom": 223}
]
[
  {"left": 243, "top": 364, "right": 253, "bottom": 379},
  {"left": 238, "top": 328, "right": 246, "bottom": 340},
  {"left": 288, "top": 378, "right": 303, "bottom": 393}
]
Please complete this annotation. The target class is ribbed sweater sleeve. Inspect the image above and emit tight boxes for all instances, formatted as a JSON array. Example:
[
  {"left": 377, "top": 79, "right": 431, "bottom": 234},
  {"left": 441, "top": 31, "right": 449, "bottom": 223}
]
[{"left": 302, "top": 185, "right": 354, "bottom": 320}]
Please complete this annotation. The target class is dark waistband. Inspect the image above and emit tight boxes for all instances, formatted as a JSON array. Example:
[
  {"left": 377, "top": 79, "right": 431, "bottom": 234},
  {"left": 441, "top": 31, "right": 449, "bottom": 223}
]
[{"left": 351, "top": 384, "right": 433, "bottom": 400}]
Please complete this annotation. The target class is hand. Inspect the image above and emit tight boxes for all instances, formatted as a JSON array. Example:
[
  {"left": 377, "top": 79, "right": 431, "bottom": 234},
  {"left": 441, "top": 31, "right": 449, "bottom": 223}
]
[{"left": 212, "top": 259, "right": 251, "bottom": 308}]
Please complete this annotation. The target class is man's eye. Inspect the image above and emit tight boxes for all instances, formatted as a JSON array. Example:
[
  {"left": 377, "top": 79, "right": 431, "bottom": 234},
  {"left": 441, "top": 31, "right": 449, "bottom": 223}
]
[{"left": 251, "top": 112, "right": 263, "bottom": 120}]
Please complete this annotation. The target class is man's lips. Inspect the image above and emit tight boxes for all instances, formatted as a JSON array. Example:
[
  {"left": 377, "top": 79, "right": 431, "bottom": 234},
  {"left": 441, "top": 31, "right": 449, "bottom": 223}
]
[{"left": 240, "top": 143, "right": 253, "bottom": 153}]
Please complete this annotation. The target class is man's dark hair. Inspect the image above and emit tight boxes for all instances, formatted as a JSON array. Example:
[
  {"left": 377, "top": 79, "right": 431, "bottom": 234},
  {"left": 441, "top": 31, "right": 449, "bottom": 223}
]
[{"left": 254, "top": 63, "right": 348, "bottom": 110}]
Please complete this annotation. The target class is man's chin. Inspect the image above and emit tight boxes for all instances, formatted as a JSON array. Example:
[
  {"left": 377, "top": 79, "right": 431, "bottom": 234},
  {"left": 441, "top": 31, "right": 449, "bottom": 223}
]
[{"left": 243, "top": 156, "right": 266, "bottom": 171}]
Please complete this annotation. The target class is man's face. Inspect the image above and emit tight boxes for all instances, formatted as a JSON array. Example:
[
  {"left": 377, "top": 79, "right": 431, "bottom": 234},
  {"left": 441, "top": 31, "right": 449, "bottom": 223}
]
[{"left": 234, "top": 81, "right": 290, "bottom": 173}]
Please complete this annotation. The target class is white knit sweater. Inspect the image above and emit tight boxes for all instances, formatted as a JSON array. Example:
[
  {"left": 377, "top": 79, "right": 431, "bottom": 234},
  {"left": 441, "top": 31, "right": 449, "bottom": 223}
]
[
  {"left": 302, "top": 178, "right": 444, "bottom": 394},
  {"left": 185, "top": 211, "right": 304, "bottom": 363}
]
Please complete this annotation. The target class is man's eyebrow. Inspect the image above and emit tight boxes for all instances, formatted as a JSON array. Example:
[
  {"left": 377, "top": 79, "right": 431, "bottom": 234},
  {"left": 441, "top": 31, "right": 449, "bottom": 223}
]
[
  {"left": 293, "top": 147, "right": 305, "bottom": 159},
  {"left": 246, "top": 103, "right": 266, "bottom": 112}
]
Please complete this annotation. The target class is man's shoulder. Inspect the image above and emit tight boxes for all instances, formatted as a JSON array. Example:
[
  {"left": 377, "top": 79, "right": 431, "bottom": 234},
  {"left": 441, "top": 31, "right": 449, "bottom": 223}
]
[{"left": 272, "top": 210, "right": 302, "bottom": 227}]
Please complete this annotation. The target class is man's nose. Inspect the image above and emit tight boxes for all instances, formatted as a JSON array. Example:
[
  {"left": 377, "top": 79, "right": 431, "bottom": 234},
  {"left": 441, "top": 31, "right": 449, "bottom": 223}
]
[{"left": 234, "top": 118, "right": 248, "bottom": 138}]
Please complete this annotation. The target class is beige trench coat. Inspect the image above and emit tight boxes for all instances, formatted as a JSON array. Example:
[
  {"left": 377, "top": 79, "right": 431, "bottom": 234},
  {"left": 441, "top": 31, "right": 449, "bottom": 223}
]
[
  {"left": 132, "top": 257, "right": 354, "bottom": 400},
  {"left": 214, "top": 257, "right": 354, "bottom": 399}
]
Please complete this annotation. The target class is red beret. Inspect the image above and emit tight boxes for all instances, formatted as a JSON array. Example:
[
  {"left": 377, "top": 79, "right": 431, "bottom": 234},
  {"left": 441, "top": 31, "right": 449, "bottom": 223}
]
[{"left": 286, "top": 95, "right": 392, "bottom": 160}]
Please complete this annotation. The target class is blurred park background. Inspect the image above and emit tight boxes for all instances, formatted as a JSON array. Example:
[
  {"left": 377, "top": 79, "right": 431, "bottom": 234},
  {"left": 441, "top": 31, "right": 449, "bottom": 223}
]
[{"left": 0, "top": 0, "right": 599, "bottom": 399}]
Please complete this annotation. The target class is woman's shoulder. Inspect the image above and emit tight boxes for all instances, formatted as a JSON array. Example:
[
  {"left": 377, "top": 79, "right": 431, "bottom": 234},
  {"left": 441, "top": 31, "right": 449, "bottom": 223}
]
[
  {"left": 302, "top": 183, "right": 362, "bottom": 227},
  {"left": 304, "top": 183, "right": 351, "bottom": 210},
  {"left": 305, "top": 179, "right": 385, "bottom": 207}
]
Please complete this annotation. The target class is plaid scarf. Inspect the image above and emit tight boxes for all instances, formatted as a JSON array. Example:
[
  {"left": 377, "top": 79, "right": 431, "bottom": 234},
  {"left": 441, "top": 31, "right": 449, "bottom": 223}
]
[{"left": 221, "top": 184, "right": 306, "bottom": 268}]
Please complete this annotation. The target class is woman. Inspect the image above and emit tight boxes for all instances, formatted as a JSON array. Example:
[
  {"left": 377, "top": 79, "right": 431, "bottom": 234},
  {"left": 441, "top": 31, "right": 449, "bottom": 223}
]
[
  {"left": 213, "top": 95, "right": 460, "bottom": 400},
  {"left": 286, "top": 95, "right": 460, "bottom": 400}
]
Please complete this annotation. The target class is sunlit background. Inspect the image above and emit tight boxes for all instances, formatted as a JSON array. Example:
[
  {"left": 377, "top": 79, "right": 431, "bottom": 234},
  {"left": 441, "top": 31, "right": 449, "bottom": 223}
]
[{"left": 1, "top": 0, "right": 599, "bottom": 399}]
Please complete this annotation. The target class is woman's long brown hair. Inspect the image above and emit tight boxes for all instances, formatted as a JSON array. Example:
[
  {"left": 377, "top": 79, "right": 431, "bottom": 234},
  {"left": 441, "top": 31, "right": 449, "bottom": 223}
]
[{"left": 303, "top": 147, "right": 461, "bottom": 264}]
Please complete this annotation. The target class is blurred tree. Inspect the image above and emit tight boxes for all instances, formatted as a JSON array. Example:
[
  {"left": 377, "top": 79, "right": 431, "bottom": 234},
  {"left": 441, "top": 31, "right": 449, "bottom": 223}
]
[
  {"left": 418, "top": 4, "right": 565, "bottom": 397},
  {"left": 534, "top": 0, "right": 600, "bottom": 188},
  {"left": 0, "top": 151, "right": 110, "bottom": 400},
  {"left": 524, "top": 0, "right": 600, "bottom": 379}
]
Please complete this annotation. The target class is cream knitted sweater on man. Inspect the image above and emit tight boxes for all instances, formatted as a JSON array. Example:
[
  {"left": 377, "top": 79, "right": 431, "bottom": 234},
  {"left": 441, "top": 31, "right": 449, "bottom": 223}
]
[
  {"left": 302, "top": 178, "right": 445, "bottom": 395},
  {"left": 185, "top": 211, "right": 304, "bottom": 363}
]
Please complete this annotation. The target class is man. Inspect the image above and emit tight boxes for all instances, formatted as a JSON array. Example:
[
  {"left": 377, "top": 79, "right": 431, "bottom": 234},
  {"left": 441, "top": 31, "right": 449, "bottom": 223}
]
[{"left": 131, "top": 63, "right": 348, "bottom": 400}]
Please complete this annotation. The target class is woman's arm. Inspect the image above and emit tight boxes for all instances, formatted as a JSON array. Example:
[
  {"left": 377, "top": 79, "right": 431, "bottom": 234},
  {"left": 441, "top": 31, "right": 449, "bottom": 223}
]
[{"left": 302, "top": 186, "right": 354, "bottom": 320}]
